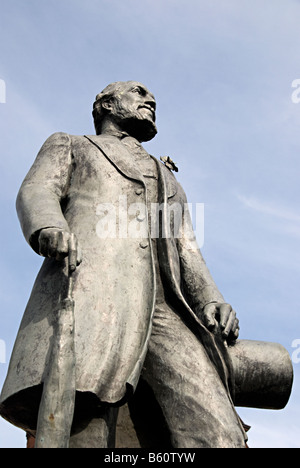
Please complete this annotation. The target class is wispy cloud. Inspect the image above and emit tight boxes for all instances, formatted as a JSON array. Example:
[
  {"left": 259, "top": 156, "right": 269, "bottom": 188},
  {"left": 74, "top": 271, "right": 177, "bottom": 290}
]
[{"left": 237, "top": 194, "right": 300, "bottom": 224}]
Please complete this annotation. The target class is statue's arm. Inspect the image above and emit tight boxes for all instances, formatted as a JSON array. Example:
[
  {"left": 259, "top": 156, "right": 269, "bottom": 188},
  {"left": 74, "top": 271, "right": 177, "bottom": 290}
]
[
  {"left": 16, "top": 132, "right": 76, "bottom": 258},
  {"left": 177, "top": 187, "right": 239, "bottom": 342}
]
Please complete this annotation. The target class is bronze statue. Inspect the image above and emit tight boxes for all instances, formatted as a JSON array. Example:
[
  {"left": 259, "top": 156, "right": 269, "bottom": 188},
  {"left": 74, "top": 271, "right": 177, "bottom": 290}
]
[{"left": 0, "top": 81, "right": 293, "bottom": 448}]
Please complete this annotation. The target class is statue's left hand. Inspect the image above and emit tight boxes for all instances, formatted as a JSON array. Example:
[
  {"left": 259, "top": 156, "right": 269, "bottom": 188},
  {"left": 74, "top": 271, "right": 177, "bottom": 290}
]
[{"left": 202, "top": 302, "right": 239, "bottom": 342}]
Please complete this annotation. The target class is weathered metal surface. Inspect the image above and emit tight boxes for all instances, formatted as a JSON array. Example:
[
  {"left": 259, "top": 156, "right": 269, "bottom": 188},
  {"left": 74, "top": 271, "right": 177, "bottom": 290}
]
[{"left": 0, "top": 81, "right": 294, "bottom": 448}]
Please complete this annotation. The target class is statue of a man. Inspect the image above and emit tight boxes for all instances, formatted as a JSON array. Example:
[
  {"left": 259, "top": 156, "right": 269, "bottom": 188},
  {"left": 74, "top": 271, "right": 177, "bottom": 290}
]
[{"left": 0, "top": 81, "right": 248, "bottom": 448}]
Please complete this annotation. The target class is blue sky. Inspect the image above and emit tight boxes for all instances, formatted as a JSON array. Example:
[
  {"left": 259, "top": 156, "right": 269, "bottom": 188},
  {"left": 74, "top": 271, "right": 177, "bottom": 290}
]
[{"left": 0, "top": 0, "right": 300, "bottom": 448}]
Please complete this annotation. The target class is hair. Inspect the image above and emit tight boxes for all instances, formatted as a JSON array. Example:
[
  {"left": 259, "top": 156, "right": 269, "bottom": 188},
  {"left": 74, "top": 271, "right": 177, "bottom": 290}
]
[{"left": 92, "top": 81, "right": 134, "bottom": 135}]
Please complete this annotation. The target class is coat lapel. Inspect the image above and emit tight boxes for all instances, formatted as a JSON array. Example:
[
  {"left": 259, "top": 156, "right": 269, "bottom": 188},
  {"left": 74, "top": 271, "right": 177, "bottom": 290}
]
[
  {"left": 84, "top": 135, "right": 145, "bottom": 184},
  {"left": 85, "top": 135, "right": 177, "bottom": 198},
  {"left": 156, "top": 160, "right": 177, "bottom": 199}
]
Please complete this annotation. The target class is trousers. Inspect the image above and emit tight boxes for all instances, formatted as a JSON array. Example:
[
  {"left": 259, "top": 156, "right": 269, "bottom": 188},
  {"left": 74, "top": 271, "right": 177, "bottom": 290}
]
[{"left": 69, "top": 300, "right": 246, "bottom": 448}]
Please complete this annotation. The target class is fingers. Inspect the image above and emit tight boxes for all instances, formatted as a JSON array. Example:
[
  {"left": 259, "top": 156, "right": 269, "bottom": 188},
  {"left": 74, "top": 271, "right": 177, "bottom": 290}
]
[
  {"left": 231, "top": 318, "right": 240, "bottom": 340},
  {"left": 202, "top": 303, "right": 219, "bottom": 331},
  {"left": 39, "top": 229, "right": 69, "bottom": 260},
  {"left": 220, "top": 304, "right": 239, "bottom": 340},
  {"left": 203, "top": 302, "right": 240, "bottom": 341},
  {"left": 219, "top": 303, "right": 240, "bottom": 340},
  {"left": 219, "top": 303, "right": 232, "bottom": 329},
  {"left": 219, "top": 303, "right": 233, "bottom": 335},
  {"left": 38, "top": 229, "right": 82, "bottom": 269}
]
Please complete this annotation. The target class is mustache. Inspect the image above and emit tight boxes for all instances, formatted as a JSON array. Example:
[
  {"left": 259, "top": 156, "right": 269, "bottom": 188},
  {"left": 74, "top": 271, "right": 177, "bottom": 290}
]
[{"left": 138, "top": 105, "right": 156, "bottom": 122}]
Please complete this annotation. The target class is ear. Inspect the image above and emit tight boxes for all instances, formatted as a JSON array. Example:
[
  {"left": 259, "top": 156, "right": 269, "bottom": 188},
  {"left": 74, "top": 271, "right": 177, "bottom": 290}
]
[{"left": 101, "top": 98, "right": 114, "bottom": 112}]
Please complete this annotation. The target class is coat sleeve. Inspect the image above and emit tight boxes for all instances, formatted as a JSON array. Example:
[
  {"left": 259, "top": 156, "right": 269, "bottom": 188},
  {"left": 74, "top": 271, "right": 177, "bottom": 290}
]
[
  {"left": 176, "top": 184, "right": 225, "bottom": 313},
  {"left": 16, "top": 132, "right": 73, "bottom": 253}
]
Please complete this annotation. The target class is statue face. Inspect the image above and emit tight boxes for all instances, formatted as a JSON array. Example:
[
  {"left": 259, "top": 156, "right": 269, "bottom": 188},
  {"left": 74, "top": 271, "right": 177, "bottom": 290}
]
[{"left": 109, "top": 81, "right": 157, "bottom": 142}]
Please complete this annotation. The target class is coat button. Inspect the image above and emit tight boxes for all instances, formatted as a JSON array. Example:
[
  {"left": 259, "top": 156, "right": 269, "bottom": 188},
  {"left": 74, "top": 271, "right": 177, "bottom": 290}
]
[
  {"left": 137, "top": 213, "right": 146, "bottom": 222},
  {"left": 135, "top": 188, "right": 144, "bottom": 195},
  {"left": 139, "top": 241, "right": 149, "bottom": 249}
]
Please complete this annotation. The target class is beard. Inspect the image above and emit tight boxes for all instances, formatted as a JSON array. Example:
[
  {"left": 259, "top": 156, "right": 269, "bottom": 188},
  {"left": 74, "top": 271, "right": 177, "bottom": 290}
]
[{"left": 111, "top": 98, "right": 158, "bottom": 142}]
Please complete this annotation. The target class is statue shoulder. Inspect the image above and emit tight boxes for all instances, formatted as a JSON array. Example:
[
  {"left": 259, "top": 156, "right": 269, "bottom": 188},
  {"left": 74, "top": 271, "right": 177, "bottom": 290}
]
[{"left": 43, "top": 131, "right": 72, "bottom": 146}]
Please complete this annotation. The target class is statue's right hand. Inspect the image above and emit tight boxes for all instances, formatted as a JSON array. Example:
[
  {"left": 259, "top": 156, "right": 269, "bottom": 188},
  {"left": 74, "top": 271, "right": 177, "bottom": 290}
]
[{"left": 38, "top": 228, "right": 82, "bottom": 268}]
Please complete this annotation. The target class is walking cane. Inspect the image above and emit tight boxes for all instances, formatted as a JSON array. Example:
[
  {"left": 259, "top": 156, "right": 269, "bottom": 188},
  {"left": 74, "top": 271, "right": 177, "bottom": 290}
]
[{"left": 35, "top": 234, "right": 78, "bottom": 448}]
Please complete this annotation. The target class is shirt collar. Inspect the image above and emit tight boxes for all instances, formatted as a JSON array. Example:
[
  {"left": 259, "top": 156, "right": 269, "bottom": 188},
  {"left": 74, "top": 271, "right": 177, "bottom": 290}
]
[{"left": 101, "top": 128, "right": 131, "bottom": 140}]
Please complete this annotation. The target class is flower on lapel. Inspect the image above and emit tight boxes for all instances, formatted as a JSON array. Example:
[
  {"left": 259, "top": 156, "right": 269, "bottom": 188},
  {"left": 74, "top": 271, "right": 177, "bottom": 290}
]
[{"left": 160, "top": 156, "right": 179, "bottom": 172}]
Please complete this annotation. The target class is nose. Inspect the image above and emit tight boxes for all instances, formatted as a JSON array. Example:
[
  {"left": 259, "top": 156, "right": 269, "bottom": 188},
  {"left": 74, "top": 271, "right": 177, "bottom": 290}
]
[
  {"left": 143, "top": 97, "right": 156, "bottom": 122},
  {"left": 147, "top": 98, "right": 156, "bottom": 111},
  {"left": 144, "top": 90, "right": 156, "bottom": 110},
  {"left": 143, "top": 97, "right": 156, "bottom": 113},
  {"left": 145, "top": 100, "right": 156, "bottom": 121}
]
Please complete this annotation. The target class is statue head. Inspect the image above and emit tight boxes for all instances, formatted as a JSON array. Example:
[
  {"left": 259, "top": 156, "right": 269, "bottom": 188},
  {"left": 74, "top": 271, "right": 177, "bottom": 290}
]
[{"left": 92, "top": 81, "right": 157, "bottom": 142}]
